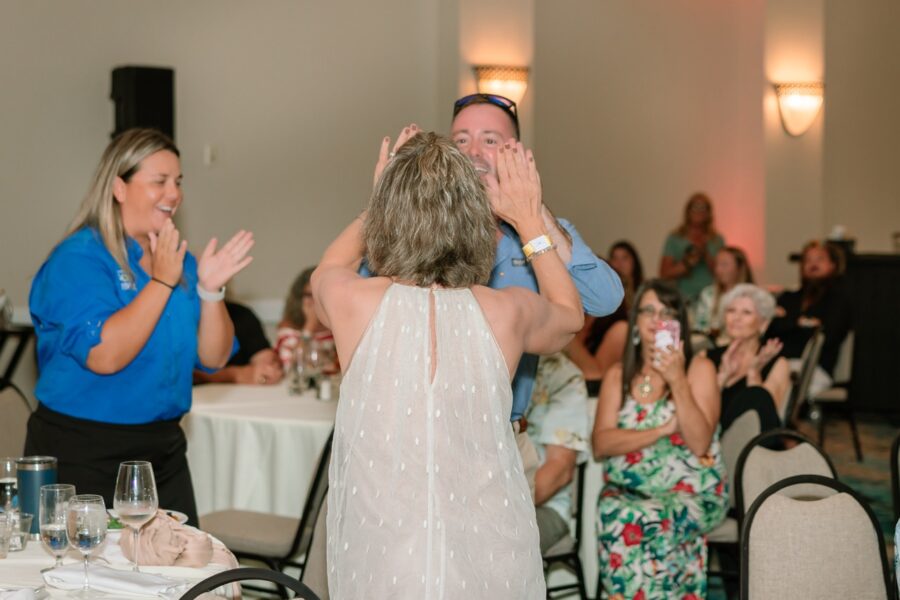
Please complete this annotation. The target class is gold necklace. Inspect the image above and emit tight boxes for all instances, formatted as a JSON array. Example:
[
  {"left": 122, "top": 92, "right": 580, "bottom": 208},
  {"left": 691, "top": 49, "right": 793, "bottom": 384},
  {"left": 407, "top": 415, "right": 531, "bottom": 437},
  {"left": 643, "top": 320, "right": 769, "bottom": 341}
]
[{"left": 638, "top": 373, "right": 653, "bottom": 399}]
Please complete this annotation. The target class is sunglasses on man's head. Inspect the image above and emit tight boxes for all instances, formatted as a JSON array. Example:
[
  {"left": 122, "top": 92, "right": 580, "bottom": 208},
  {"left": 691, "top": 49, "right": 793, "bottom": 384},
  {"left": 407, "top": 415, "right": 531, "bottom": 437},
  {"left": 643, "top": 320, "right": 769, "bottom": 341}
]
[{"left": 452, "top": 93, "right": 520, "bottom": 139}]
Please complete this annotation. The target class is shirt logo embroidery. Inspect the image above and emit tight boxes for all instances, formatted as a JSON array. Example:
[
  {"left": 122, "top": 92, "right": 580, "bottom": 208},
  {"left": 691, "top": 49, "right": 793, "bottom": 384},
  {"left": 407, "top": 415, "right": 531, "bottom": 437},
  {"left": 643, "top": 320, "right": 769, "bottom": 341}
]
[
  {"left": 511, "top": 258, "right": 527, "bottom": 267},
  {"left": 117, "top": 270, "right": 136, "bottom": 291}
]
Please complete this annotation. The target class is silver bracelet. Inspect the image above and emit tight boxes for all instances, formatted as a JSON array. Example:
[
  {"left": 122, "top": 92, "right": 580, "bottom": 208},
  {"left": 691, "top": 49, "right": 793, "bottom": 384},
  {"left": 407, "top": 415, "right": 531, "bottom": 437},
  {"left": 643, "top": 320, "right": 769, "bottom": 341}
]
[{"left": 197, "top": 283, "right": 226, "bottom": 302}]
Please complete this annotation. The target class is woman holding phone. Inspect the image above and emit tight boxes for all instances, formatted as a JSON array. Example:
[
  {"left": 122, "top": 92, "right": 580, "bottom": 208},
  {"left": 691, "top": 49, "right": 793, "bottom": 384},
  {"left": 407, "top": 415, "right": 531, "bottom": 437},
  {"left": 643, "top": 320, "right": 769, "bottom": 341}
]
[{"left": 592, "top": 279, "right": 726, "bottom": 599}]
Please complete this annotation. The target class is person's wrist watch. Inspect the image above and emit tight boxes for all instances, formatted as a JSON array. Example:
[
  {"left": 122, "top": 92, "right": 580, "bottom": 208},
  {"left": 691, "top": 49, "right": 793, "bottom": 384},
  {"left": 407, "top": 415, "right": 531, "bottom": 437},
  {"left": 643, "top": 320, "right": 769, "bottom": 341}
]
[{"left": 197, "top": 284, "right": 225, "bottom": 302}]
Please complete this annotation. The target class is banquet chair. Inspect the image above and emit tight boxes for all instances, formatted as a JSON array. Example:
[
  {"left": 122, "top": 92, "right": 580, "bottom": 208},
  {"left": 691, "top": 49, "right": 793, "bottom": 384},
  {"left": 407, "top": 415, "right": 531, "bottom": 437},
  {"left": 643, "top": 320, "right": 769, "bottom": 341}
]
[
  {"left": 891, "top": 431, "right": 900, "bottom": 523},
  {"left": 707, "top": 410, "right": 762, "bottom": 588},
  {"left": 543, "top": 462, "right": 588, "bottom": 600},
  {"left": 782, "top": 330, "right": 825, "bottom": 427},
  {"left": 181, "top": 567, "right": 320, "bottom": 600},
  {"left": 811, "top": 331, "right": 863, "bottom": 461},
  {"left": 740, "top": 475, "right": 893, "bottom": 600},
  {"left": 0, "top": 382, "right": 31, "bottom": 456},
  {"left": 734, "top": 428, "right": 837, "bottom": 520},
  {"left": 200, "top": 430, "right": 333, "bottom": 597}
]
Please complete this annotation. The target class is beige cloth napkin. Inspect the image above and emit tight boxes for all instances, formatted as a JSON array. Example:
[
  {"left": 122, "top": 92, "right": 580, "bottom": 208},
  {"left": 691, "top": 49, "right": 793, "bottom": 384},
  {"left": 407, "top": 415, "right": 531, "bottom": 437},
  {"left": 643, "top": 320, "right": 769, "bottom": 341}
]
[{"left": 119, "top": 509, "right": 236, "bottom": 569}]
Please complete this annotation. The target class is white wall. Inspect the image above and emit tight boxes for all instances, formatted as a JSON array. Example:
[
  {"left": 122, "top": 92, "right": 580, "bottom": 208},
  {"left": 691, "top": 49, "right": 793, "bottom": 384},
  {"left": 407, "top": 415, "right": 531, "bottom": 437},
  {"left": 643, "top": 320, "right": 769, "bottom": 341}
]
[
  {"left": 534, "top": 0, "right": 766, "bottom": 281},
  {"left": 764, "top": 0, "right": 825, "bottom": 287},
  {"left": 824, "top": 0, "right": 900, "bottom": 253},
  {"left": 0, "top": 0, "right": 452, "bottom": 309}
]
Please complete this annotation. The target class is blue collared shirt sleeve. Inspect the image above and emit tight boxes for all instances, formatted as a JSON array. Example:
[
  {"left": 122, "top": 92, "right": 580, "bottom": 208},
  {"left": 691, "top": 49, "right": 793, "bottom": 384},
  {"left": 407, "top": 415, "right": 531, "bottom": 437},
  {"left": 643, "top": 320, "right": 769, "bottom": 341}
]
[
  {"left": 30, "top": 245, "right": 122, "bottom": 369},
  {"left": 558, "top": 219, "right": 624, "bottom": 317}
]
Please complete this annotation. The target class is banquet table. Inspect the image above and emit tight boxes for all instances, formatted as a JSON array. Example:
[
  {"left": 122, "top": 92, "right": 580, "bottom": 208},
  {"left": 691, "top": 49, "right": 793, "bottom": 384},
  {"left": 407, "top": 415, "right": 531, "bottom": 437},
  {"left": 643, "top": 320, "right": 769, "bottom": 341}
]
[
  {"left": 183, "top": 383, "right": 336, "bottom": 519},
  {"left": 0, "top": 529, "right": 231, "bottom": 598}
]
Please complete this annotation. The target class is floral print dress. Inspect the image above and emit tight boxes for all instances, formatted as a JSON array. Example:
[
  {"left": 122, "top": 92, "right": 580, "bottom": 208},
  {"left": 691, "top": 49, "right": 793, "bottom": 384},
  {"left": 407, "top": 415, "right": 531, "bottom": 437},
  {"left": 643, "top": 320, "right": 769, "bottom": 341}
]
[{"left": 596, "top": 395, "right": 728, "bottom": 600}]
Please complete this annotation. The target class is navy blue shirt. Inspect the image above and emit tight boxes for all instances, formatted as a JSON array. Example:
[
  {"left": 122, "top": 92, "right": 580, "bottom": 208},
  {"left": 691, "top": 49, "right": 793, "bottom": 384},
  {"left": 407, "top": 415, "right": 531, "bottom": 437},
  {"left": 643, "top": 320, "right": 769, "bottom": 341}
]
[{"left": 30, "top": 227, "right": 232, "bottom": 424}]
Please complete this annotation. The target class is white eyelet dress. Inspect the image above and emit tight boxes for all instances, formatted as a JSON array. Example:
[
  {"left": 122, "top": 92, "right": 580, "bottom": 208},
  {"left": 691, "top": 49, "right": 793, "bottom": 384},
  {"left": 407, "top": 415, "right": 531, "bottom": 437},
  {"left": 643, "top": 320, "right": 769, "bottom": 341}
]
[{"left": 326, "top": 284, "right": 545, "bottom": 599}]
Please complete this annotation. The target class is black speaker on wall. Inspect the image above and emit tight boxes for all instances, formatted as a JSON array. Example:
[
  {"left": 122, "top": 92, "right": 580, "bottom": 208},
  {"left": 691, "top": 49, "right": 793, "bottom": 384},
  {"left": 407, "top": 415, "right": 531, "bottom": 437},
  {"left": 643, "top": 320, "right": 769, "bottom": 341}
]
[{"left": 111, "top": 66, "right": 175, "bottom": 140}]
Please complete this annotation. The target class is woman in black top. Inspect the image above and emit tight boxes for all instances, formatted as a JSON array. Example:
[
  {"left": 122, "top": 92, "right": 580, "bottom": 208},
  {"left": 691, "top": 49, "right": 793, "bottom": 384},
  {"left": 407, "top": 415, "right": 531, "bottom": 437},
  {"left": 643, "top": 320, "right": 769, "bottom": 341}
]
[{"left": 703, "top": 284, "right": 790, "bottom": 433}]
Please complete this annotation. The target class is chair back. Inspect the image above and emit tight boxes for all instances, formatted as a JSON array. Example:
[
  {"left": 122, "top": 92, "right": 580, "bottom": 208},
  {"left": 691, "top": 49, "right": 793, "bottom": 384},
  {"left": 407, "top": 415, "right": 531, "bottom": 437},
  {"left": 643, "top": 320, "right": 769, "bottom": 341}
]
[
  {"left": 831, "top": 330, "right": 854, "bottom": 384},
  {"left": 891, "top": 431, "right": 900, "bottom": 523},
  {"left": 741, "top": 475, "right": 892, "bottom": 600},
  {"left": 181, "top": 567, "right": 320, "bottom": 600},
  {"left": 0, "top": 383, "right": 31, "bottom": 456},
  {"left": 719, "top": 410, "right": 761, "bottom": 509},
  {"left": 734, "top": 429, "right": 837, "bottom": 521},
  {"left": 783, "top": 330, "right": 825, "bottom": 426},
  {"left": 570, "top": 461, "right": 587, "bottom": 549},
  {"left": 287, "top": 429, "right": 334, "bottom": 559}
]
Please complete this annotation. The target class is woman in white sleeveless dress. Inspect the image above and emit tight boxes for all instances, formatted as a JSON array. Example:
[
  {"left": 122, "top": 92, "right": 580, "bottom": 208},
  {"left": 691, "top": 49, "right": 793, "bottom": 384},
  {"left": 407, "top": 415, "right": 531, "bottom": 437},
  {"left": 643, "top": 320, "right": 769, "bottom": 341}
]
[{"left": 311, "top": 130, "right": 584, "bottom": 599}]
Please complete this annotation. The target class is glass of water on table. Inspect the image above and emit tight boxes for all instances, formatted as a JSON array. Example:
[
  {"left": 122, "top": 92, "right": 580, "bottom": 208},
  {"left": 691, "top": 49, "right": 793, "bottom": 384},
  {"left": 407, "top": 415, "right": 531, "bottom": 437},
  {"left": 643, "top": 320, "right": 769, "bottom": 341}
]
[
  {"left": 67, "top": 494, "right": 107, "bottom": 597},
  {"left": 113, "top": 461, "right": 158, "bottom": 572},
  {"left": 40, "top": 483, "right": 76, "bottom": 568},
  {"left": 0, "top": 457, "right": 17, "bottom": 512}
]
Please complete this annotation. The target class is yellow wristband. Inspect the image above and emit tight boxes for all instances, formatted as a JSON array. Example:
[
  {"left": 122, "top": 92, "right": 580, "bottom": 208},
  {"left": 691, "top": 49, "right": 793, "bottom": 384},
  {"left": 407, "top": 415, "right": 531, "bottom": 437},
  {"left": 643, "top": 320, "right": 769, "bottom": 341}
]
[{"left": 522, "top": 234, "right": 554, "bottom": 260}]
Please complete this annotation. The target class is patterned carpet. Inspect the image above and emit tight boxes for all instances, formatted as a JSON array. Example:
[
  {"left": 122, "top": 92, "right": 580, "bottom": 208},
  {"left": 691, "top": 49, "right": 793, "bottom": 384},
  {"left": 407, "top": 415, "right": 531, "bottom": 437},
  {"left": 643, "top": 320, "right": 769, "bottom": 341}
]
[{"left": 796, "top": 414, "right": 897, "bottom": 555}]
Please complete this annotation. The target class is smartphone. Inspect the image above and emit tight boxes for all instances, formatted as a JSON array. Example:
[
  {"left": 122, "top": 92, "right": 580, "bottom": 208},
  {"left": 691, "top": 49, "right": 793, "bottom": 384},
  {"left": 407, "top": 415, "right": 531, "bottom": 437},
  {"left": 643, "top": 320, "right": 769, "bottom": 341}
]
[{"left": 654, "top": 319, "right": 681, "bottom": 350}]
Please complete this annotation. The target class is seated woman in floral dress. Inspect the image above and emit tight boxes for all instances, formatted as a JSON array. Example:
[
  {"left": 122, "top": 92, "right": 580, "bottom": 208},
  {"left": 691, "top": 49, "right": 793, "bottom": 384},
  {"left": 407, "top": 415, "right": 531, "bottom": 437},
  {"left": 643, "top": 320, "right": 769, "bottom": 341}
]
[{"left": 592, "top": 279, "right": 727, "bottom": 599}]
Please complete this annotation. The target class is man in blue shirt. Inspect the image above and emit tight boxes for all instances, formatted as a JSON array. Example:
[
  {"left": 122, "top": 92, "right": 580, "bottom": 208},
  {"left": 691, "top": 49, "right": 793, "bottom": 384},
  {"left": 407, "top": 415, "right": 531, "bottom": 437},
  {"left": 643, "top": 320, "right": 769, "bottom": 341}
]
[
  {"left": 450, "top": 93, "right": 622, "bottom": 484},
  {"left": 304, "top": 97, "right": 622, "bottom": 598}
]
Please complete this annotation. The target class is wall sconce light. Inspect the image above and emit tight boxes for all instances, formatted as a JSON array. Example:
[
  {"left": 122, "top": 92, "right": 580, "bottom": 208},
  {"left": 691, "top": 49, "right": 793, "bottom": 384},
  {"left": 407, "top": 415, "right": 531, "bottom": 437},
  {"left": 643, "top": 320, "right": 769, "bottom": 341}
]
[
  {"left": 473, "top": 65, "right": 529, "bottom": 105},
  {"left": 773, "top": 82, "right": 825, "bottom": 136}
]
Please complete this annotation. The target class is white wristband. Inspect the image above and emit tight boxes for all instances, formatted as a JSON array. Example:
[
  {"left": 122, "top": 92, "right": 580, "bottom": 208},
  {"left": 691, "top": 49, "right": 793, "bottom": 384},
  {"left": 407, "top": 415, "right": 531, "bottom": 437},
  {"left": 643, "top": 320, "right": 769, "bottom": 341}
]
[{"left": 197, "top": 284, "right": 225, "bottom": 302}]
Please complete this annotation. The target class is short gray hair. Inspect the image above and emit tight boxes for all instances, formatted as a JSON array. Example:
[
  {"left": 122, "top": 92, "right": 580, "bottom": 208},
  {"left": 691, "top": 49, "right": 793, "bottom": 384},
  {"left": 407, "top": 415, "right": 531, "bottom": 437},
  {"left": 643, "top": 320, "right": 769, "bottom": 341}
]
[
  {"left": 364, "top": 132, "right": 495, "bottom": 288},
  {"left": 719, "top": 283, "right": 776, "bottom": 323}
]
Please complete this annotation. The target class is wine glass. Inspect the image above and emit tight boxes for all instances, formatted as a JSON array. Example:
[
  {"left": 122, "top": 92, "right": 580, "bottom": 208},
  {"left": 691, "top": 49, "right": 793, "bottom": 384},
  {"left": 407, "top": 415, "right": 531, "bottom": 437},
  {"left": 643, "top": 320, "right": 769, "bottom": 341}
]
[
  {"left": 0, "top": 457, "right": 17, "bottom": 512},
  {"left": 66, "top": 494, "right": 107, "bottom": 597},
  {"left": 113, "top": 461, "right": 158, "bottom": 572},
  {"left": 40, "top": 483, "right": 75, "bottom": 568}
]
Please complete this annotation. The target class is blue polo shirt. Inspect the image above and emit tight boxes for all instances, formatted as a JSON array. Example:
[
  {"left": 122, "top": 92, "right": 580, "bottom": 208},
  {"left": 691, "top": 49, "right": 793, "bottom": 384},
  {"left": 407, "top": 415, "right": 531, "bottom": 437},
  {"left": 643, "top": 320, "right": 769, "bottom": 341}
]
[
  {"left": 362, "top": 218, "right": 623, "bottom": 421},
  {"left": 30, "top": 227, "right": 232, "bottom": 425}
]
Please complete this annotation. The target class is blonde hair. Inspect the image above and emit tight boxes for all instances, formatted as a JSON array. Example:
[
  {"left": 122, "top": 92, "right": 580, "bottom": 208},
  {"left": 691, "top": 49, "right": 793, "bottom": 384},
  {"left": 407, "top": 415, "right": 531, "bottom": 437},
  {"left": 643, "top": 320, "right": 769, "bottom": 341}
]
[
  {"left": 675, "top": 192, "right": 718, "bottom": 238},
  {"left": 364, "top": 132, "right": 495, "bottom": 288},
  {"left": 66, "top": 128, "right": 180, "bottom": 277}
]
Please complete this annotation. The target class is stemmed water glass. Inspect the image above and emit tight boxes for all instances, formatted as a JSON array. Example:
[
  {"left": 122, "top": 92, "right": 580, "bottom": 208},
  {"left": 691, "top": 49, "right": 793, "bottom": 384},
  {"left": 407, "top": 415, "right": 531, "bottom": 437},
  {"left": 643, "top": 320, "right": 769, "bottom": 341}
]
[
  {"left": 0, "top": 457, "right": 16, "bottom": 512},
  {"left": 40, "top": 483, "right": 75, "bottom": 568},
  {"left": 66, "top": 494, "right": 107, "bottom": 597},
  {"left": 113, "top": 461, "right": 158, "bottom": 572}
]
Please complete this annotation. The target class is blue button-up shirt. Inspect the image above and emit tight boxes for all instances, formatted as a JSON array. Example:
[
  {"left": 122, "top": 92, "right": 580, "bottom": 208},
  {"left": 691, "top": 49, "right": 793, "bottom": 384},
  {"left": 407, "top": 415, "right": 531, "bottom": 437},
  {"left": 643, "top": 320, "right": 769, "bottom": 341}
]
[
  {"left": 492, "top": 220, "right": 622, "bottom": 419},
  {"left": 29, "top": 227, "right": 233, "bottom": 425}
]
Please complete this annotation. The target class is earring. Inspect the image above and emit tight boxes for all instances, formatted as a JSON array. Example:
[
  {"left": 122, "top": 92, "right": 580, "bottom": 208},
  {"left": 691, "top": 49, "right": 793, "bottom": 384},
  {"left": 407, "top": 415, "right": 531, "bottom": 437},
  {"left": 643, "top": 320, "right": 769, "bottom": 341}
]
[{"left": 632, "top": 325, "right": 640, "bottom": 347}]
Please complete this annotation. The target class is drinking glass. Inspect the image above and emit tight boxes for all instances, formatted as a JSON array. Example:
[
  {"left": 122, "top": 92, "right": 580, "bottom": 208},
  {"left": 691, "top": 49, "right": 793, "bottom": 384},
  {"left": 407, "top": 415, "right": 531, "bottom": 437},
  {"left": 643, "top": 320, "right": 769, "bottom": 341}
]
[
  {"left": 40, "top": 483, "right": 75, "bottom": 567},
  {"left": 0, "top": 457, "right": 17, "bottom": 512},
  {"left": 66, "top": 494, "right": 107, "bottom": 597},
  {"left": 113, "top": 461, "right": 158, "bottom": 572}
]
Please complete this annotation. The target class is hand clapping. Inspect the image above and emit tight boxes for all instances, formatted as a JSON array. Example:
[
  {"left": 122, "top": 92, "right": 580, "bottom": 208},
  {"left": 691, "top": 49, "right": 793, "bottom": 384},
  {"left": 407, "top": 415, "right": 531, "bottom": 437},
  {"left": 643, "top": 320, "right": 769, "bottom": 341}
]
[
  {"left": 197, "top": 230, "right": 255, "bottom": 293},
  {"left": 148, "top": 218, "right": 187, "bottom": 286}
]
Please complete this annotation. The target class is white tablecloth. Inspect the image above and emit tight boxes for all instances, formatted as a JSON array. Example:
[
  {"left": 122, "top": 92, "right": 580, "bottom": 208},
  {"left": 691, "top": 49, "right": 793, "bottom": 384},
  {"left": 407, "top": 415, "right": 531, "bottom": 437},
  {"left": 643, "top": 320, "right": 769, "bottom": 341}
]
[
  {"left": 183, "top": 383, "right": 336, "bottom": 519},
  {"left": 0, "top": 530, "right": 230, "bottom": 598}
]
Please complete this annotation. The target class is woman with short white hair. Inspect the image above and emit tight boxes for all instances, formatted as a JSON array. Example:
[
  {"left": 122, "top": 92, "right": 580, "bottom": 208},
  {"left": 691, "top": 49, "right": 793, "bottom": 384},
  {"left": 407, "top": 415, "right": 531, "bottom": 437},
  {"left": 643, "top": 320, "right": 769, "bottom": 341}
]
[{"left": 704, "top": 283, "right": 791, "bottom": 432}]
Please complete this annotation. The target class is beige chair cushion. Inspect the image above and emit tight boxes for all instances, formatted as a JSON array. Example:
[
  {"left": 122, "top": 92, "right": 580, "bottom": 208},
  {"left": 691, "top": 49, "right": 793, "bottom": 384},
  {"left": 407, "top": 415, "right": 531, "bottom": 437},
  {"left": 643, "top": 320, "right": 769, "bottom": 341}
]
[
  {"left": 706, "top": 516, "right": 738, "bottom": 543},
  {"left": 200, "top": 510, "right": 298, "bottom": 557},
  {"left": 720, "top": 410, "right": 761, "bottom": 509},
  {"left": 741, "top": 443, "right": 833, "bottom": 509},
  {"left": 747, "top": 493, "right": 888, "bottom": 600},
  {"left": 543, "top": 533, "right": 575, "bottom": 557},
  {"left": 813, "top": 387, "right": 848, "bottom": 403}
]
